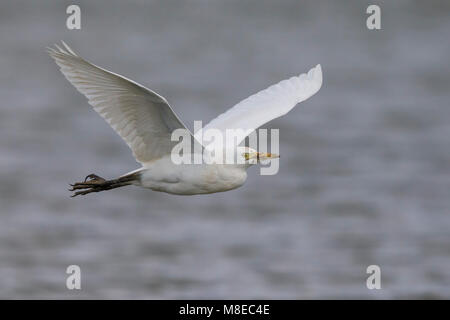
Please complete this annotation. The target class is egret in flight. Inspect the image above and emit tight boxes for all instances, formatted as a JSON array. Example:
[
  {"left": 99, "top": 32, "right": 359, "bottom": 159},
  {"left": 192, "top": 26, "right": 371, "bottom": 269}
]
[{"left": 48, "top": 42, "right": 322, "bottom": 197}]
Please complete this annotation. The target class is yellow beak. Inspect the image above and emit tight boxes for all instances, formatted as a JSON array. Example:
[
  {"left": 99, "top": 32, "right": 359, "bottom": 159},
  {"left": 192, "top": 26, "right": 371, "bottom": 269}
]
[{"left": 256, "top": 152, "right": 280, "bottom": 160}]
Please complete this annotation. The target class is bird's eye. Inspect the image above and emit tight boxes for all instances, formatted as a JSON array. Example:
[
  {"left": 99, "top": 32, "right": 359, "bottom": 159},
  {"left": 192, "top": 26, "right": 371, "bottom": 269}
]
[{"left": 243, "top": 153, "right": 251, "bottom": 160}]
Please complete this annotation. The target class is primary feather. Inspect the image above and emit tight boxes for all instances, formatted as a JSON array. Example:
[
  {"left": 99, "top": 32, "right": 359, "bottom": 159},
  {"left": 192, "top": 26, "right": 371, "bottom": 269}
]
[{"left": 49, "top": 42, "right": 323, "bottom": 196}]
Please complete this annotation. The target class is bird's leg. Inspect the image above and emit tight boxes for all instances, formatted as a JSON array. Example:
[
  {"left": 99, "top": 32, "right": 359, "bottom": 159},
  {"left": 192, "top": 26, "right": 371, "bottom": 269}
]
[{"left": 70, "top": 181, "right": 130, "bottom": 197}]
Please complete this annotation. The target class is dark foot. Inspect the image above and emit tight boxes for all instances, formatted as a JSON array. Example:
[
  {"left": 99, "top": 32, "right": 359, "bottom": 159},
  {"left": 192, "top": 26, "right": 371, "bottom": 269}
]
[
  {"left": 69, "top": 174, "right": 107, "bottom": 197},
  {"left": 68, "top": 173, "right": 133, "bottom": 198}
]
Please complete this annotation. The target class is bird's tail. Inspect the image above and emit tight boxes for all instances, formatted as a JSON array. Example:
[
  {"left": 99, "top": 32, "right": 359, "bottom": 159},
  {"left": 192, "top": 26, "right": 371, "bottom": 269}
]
[{"left": 69, "top": 172, "right": 140, "bottom": 197}]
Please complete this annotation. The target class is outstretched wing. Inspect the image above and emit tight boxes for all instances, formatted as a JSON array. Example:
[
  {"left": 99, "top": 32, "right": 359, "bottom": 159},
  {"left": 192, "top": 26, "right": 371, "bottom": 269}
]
[
  {"left": 48, "top": 42, "right": 196, "bottom": 165},
  {"left": 196, "top": 64, "right": 322, "bottom": 150}
]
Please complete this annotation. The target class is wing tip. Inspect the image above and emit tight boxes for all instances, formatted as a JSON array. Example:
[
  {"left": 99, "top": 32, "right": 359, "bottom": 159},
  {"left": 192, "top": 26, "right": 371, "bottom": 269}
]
[{"left": 47, "top": 41, "right": 78, "bottom": 58}]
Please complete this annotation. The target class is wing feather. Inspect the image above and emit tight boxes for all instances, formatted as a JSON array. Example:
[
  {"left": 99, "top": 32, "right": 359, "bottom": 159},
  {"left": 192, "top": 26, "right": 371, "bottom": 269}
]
[
  {"left": 197, "top": 64, "right": 322, "bottom": 149},
  {"left": 48, "top": 42, "right": 195, "bottom": 164}
]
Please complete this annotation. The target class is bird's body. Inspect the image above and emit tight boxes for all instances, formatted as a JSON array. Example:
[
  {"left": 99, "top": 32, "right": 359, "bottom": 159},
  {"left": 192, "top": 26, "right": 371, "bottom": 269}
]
[
  {"left": 136, "top": 156, "right": 248, "bottom": 195},
  {"left": 48, "top": 42, "right": 322, "bottom": 197}
]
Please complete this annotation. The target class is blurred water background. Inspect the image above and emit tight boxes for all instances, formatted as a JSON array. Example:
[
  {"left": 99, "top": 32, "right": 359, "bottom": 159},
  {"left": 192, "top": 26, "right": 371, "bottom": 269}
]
[{"left": 0, "top": 0, "right": 449, "bottom": 298}]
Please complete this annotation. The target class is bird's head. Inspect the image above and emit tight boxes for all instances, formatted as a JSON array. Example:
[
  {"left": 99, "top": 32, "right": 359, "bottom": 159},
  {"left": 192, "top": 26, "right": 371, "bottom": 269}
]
[{"left": 238, "top": 147, "right": 279, "bottom": 165}]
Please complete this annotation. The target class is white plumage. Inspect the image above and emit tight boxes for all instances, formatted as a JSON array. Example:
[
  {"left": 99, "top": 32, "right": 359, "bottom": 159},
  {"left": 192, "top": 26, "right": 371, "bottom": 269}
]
[
  {"left": 48, "top": 42, "right": 322, "bottom": 196},
  {"left": 197, "top": 64, "right": 322, "bottom": 150}
]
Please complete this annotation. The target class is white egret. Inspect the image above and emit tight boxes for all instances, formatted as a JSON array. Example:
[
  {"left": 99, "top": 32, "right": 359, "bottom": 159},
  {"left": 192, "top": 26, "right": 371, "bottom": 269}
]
[{"left": 48, "top": 42, "right": 322, "bottom": 196}]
